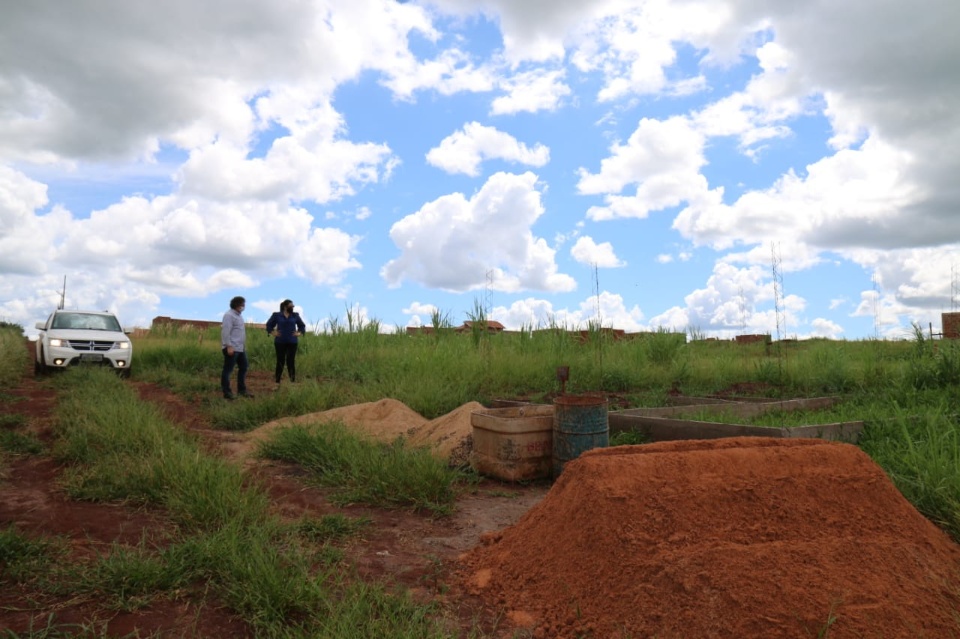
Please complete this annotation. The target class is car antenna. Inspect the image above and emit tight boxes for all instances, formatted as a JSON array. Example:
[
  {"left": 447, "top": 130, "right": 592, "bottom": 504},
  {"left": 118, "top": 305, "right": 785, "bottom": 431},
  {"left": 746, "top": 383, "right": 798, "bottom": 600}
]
[{"left": 58, "top": 275, "right": 66, "bottom": 310}]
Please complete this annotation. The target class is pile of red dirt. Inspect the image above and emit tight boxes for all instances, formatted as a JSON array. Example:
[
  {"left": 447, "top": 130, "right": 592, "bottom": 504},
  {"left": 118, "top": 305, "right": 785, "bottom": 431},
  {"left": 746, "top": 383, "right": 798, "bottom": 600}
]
[{"left": 459, "top": 437, "right": 960, "bottom": 639}]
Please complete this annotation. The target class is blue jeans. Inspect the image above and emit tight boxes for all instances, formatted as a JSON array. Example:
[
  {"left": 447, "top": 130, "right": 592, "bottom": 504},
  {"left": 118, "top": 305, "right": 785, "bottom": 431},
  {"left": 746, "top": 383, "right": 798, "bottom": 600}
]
[{"left": 221, "top": 349, "right": 248, "bottom": 395}]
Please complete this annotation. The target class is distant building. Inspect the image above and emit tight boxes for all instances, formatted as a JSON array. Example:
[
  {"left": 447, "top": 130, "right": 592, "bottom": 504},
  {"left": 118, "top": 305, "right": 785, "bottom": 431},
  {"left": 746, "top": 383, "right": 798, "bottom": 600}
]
[
  {"left": 151, "top": 316, "right": 266, "bottom": 331},
  {"left": 458, "top": 320, "right": 505, "bottom": 334},
  {"left": 405, "top": 326, "right": 436, "bottom": 335}
]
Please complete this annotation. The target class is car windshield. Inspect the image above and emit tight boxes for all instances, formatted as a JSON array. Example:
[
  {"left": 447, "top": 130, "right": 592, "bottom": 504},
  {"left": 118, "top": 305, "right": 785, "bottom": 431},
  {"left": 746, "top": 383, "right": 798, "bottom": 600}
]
[{"left": 52, "top": 313, "right": 122, "bottom": 332}]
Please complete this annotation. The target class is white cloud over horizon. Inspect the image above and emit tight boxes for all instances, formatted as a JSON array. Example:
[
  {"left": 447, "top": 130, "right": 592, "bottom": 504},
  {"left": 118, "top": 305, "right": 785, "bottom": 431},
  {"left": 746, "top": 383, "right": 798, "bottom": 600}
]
[{"left": 1, "top": 0, "right": 958, "bottom": 340}]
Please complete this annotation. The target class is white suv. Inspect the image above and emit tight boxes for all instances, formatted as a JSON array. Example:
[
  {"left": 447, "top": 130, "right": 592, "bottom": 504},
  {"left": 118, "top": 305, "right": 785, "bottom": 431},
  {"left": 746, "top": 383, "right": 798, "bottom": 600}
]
[{"left": 35, "top": 310, "right": 134, "bottom": 377}]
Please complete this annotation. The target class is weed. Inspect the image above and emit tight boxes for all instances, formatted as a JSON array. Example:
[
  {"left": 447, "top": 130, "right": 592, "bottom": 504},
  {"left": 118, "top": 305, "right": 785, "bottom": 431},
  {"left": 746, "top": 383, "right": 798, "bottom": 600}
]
[
  {"left": 257, "top": 422, "right": 464, "bottom": 514},
  {"left": 294, "top": 513, "right": 371, "bottom": 543},
  {"left": 0, "top": 615, "right": 122, "bottom": 639},
  {"left": 0, "top": 428, "right": 44, "bottom": 455},
  {"left": 609, "top": 429, "right": 647, "bottom": 446},
  {"left": 0, "top": 525, "right": 55, "bottom": 583}
]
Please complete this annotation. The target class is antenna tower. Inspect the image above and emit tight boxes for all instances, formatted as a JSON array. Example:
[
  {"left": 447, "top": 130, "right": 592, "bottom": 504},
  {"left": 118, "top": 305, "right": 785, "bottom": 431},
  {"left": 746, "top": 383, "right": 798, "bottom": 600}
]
[
  {"left": 738, "top": 285, "right": 747, "bottom": 334},
  {"left": 594, "top": 263, "right": 601, "bottom": 326},
  {"left": 770, "top": 244, "right": 784, "bottom": 342},
  {"left": 952, "top": 262, "right": 959, "bottom": 312},
  {"left": 594, "top": 263, "right": 604, "bottom": 378},
  {"left": 484, "top": 269, "right": 494, "bottom": 320},
  {"left": 770, "top": 243, "right": 786, "bottom": 398},
  {"left": 58, "top": 276, "right": 67, "bottom": 311},
  {"left": 872, "top": 274, "right": 882, "bottom": 339}
]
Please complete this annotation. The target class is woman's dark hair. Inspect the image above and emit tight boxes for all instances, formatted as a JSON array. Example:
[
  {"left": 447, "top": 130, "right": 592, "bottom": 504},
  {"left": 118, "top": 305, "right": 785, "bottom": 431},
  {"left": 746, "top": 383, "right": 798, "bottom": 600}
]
[
  {"left": 230, "top": 296, "right": 246, "bottom": 310},
  {"left": 280, "top": 299, "right": 293, "bottom": 311}
]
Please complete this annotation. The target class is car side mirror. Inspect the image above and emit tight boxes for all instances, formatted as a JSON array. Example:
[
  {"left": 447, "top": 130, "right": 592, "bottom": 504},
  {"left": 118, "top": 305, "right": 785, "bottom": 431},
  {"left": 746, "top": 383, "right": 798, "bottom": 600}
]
[
  {"left": 123, "top": 328, "right": 133, "bottom": 335},
  {"left": 35, "top": 322, "right": 46, "bottom": 331}
]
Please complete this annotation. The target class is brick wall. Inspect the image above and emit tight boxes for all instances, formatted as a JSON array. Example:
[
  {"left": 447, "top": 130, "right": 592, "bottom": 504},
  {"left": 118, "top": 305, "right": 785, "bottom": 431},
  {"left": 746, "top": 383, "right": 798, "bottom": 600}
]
[{"left": 943, "top": 313, "right": 960, "bottom": 339}]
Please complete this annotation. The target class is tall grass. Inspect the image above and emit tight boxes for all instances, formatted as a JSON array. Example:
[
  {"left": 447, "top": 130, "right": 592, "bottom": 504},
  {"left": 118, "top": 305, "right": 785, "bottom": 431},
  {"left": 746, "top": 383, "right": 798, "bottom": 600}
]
[
  {"left": 859, "top": 402, "right": 960, "bottom": 538},
  {"left": 0, "top": 322, "right": 27, "bottom": 388}
]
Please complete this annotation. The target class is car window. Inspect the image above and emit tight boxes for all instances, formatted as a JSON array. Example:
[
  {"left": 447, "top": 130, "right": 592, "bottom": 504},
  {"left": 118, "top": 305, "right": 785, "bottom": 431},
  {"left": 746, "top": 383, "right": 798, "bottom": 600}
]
[
  {"left": 52, "top": 314, "right": 74, "bottom": 329},
  {"left": 52, "top": 313, "right": 122, "bottom": 331}
]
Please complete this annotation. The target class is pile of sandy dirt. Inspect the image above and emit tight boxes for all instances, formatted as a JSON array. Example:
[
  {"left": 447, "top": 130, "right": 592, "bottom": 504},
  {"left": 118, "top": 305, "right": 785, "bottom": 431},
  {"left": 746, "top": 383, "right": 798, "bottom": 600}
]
[
  {"left": 237, "top": 398, "right": 480, "bottom": 465},
  {"left": 459, "top": 437, "right": 960, "bottom": 639},
  {"left": 406, "top": 401, "right": 483, "bottom": 466}
]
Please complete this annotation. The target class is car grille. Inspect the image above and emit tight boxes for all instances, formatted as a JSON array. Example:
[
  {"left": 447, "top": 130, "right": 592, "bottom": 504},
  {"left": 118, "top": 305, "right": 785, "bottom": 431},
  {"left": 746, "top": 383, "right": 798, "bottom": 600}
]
[{"left": 67, "top": 340, "right": 116, "bottom": 352}]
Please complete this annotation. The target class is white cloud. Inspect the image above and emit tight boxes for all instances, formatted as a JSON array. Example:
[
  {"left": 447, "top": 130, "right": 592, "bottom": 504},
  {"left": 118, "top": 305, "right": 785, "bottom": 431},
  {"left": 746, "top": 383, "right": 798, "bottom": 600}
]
[
  {"left": 424, "top": 0, "right": 618, "bottom": 63},
  {"left": 402, "top": 301, "right": 442, "bottom": 327},
  {"left": 426, "top": 122, "right": 550, "bottom": 176},
  {"left": 673, "top": 137, "right": 920, "bottom": 250},
  {"left": 176, "top": 108, "right": 395, "bottom": 205},
  {"left": 0, "top": 0, "right": 439, "bottom": 164},
  {"left": 380, "top": 48, "right": 498, "bottom": 99},
  {"left": 2, "top": 0, "right": 959, "bottom": 337},
  {"left": 403, "top": 301, "right": 437, "bottom": 315},
  {"left": 809, "top": 317, "right": 843, "bottom": 339},
  {"left": 570, "top": 236, "right": 626, "bottom": 268},
  {"left": 0, "top": 166, "right": 64, "bottom": 275},
  {"left": 491, "top": 68, "right": 571, "bottom": 115},
  {"left": 646, "top": 261, "right": 802, "bottom": 337},
  {"left": 381, "top": 171, "right": 576, "bottom": 293},
  {"left": 490, "top": 291, "right": 644, "bottom": 331},
  {"left": 295, "top": 227, "right": 363, "bottom": 286},
  {"left": 578, "top": 116, "right": 707, "bottom": 220}
]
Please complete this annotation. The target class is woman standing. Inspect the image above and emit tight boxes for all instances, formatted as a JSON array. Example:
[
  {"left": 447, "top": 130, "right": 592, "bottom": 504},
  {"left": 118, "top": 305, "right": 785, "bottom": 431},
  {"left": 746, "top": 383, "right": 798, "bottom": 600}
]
[{"left": 266, "top": 299, "right": 306, "bottom": 384}]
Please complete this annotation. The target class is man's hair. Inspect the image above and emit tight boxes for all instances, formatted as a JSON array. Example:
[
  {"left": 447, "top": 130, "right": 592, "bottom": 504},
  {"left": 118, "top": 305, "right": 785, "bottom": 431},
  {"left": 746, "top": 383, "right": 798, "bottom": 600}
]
[
  {"left": 230, "top": 296, "right": 246, "bottom": 310},
  {"left": 280, "top": 299, "right": 293, "bottom": 311}
]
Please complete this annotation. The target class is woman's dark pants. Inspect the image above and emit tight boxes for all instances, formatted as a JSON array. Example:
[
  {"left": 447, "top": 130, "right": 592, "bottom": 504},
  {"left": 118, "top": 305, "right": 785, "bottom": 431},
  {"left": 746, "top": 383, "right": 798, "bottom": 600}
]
[{"left": 274, "top": 342, "right": 298, "bottom": 382}]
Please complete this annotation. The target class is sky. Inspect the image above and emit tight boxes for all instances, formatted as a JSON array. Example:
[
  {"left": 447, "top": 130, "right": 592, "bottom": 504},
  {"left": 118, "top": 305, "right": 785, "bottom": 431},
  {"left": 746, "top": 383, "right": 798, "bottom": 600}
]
[{"left": 2, "top": 0, "right": 959, "bottom": 339}]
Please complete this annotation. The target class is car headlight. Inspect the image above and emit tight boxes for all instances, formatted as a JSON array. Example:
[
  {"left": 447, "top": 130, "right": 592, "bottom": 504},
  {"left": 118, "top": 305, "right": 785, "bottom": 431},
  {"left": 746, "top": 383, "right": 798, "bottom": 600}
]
[
  {"left": 118, "top": 341, "right": 130, "bottom": 349},
  {"left": 49, "top": 338, "right": 63, "bottom": 347}
]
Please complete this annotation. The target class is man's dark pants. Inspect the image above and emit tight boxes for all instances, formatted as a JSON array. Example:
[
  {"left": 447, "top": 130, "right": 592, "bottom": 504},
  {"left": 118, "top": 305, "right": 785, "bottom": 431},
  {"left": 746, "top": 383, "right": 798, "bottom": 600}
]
[{"left": 221, "top": 349, "right": 248, "bottom": 396}]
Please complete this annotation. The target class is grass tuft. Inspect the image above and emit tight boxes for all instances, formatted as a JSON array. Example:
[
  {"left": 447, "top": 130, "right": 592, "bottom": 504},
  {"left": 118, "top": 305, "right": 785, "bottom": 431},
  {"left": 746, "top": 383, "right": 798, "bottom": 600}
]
[{"left": 258, "top": 422, "right": 464, "bottom": 515}]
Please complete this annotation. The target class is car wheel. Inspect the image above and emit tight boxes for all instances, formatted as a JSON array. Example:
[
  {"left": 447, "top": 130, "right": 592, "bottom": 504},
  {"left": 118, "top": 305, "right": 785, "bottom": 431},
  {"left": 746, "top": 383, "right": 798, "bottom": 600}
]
[
  {"left": 119, "top": 368, "right": 132, "bottom": 379},
  {"left": 35, "top": 348, "right": 48, "bottom": 376}
]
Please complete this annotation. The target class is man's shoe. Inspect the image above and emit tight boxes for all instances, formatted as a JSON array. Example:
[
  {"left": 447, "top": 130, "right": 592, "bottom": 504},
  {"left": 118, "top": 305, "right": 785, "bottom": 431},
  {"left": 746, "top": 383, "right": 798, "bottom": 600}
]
[
  {"left": 239, "top": 392, "right": 255, "bottom": 398},
  {"left": 224, "top": 392, "right": 236, "bottom": 400}
]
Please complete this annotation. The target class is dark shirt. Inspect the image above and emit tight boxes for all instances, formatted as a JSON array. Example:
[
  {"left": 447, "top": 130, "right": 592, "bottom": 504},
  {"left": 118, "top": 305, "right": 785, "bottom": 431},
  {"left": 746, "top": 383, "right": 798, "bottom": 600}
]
[{"left": 266, "top": 311, "right": 306, "bottom": 344}]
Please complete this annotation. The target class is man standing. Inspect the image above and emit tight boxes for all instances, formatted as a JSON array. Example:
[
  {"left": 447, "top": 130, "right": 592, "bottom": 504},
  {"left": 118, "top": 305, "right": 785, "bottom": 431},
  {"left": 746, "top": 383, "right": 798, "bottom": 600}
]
[{"left": 221, "top": 295, "right": 252, "bottom": 399}]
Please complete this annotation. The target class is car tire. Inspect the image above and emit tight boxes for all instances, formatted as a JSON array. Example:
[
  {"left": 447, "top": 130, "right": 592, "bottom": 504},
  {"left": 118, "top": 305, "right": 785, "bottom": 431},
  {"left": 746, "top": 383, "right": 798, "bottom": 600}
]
[
  {"left": 35, "top": 348, "right": 48, "bottom": 376},
  {"left": 119, "top": 368, "right": 132, "bottom": 379}
]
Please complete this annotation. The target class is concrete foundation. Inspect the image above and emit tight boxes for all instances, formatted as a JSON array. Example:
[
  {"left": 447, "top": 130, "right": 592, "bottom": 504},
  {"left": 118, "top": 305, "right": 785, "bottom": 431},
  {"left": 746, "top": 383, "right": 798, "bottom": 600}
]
[{"left": 609, "top": 396, "right": 863, "bottom": 444}]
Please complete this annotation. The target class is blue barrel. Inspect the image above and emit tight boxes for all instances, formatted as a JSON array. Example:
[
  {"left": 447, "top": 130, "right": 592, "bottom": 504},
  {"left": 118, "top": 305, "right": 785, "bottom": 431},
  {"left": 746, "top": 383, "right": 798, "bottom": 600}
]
[{"left": 553, "top": 393, "right": 609, "bottom": 477}]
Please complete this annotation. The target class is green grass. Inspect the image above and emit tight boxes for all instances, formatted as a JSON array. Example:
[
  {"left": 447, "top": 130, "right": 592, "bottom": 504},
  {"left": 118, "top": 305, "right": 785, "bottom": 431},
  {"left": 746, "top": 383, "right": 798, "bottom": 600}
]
[
  {"left": 292, "top": 513, "right": 372, "bottom": 543},
  {"left": 0, "top": 525, "right": 57, "bottom": 583},
  {"left": 0, "top": 323, "right": 28, "bottom": 389},
  {"left": 28, "top": 367, "right": 469, "bottom": 638},
  {"left": 22, "top": 324, "right": 960, "bottom": 636},
  {"left": 0, "top": 616, "right": 120, "bottom": 639},
  {"left": 132, "top": 322, "right": 960, "bottom": 544},
  {"left": 858, "top": 402, "right": 960, "bottom": 539},
  {"left": 257, "top": 422, "right": 468, "bottom": 515}
]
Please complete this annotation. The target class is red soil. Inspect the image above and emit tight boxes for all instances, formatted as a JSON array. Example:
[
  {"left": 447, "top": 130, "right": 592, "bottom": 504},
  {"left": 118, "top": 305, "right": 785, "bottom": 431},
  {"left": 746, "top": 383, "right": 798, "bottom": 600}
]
[{"left": 459, "top": 438, "right": 960, "bottom": 639}]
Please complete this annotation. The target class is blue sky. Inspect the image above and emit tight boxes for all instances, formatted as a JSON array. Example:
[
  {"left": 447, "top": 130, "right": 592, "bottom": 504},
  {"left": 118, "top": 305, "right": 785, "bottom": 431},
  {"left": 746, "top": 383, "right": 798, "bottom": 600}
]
[{"left": 2, "top": 0, "right": 959, "bottom": 339}]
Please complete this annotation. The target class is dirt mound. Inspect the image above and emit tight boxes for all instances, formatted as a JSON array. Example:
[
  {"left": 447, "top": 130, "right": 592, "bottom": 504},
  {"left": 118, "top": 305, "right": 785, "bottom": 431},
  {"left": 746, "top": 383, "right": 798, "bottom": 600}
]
[
  {"left": 238, "top": 399, "right": 478, "bottom": 465},
  {"left": 459, "top": 437, "right": 960, "bottom": 639},
  {"left": 407, "top": 401, "right": 483, "bottom": 467}
]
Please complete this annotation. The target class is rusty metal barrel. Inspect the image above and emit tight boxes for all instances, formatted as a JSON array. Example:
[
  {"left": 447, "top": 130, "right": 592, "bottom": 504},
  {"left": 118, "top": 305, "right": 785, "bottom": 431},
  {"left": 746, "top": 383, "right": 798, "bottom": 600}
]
[{"left": 552, "top": 393, "right": 609, "bottom": 477}]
